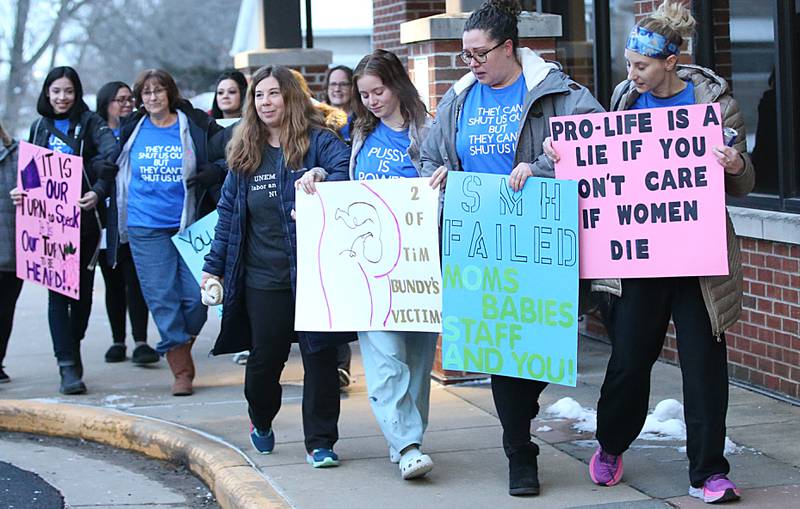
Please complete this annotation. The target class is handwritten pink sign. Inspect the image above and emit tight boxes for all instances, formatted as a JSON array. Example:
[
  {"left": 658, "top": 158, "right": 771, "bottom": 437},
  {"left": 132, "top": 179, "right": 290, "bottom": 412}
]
[
  {"left": 552, "top": 103, "right": 728, "bottom": 279},
  {"left": 16, "top": 141, "right": 83, "bottom": 298}
]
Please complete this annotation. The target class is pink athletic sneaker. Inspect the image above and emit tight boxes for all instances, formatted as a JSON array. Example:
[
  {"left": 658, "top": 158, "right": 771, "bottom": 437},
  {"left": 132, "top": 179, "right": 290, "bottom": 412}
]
[
  {"left": 689, "top": 474, "right": 741, "bottom": 504},
  {"left": 589, "top": 447, "right": 623, "bottom": 486}
]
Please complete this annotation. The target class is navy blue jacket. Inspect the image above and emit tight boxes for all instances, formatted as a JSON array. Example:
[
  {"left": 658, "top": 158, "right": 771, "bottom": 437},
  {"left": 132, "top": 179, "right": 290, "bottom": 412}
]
[{"left": 203, "top": 127, "right": 355, "bottom": 354}]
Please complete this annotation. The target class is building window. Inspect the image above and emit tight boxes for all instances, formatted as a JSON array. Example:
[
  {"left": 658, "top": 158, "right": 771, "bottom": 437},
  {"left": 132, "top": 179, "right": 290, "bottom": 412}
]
[{"left": 721, "top": 0, "right": 800, "bottom": 211}]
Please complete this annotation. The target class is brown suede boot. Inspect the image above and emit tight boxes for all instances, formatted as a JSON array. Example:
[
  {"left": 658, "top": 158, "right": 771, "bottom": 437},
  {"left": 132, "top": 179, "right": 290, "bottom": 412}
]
[{"left": 165, "top": 338, "right": 195, "bottom": 396}]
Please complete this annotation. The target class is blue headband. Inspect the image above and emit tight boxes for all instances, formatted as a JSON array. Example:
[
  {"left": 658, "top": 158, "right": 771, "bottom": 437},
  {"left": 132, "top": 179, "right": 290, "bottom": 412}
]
[{"left": 626, "top": 26, "right": 680, "bottom": 59}]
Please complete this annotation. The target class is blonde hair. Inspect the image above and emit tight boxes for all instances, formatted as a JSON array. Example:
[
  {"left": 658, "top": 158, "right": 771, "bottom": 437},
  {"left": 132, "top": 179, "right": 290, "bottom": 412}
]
[
  {"left": 638, "top": 0, "right": 696, "bottom": 51},
  {"left": 0, "top": 122, "right": 11, "bottom": 147},
  {"left": 227, "top": 66, "right": 326, "bottom": 173},
  {"left": 290, "top": 69, "right": 348, "bottom": 132}
]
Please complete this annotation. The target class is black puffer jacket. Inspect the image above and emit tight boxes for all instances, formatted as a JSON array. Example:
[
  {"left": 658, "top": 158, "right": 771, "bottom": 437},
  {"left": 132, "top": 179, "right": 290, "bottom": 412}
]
[{"left": 28, "top": 110, "right": 118, "bottom": 233}]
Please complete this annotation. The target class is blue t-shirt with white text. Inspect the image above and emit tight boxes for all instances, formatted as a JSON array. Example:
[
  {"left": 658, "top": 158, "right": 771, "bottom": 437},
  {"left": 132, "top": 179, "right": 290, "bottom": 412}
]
[
  {"left": 354, "top": 122, "right": 418, "bottom": 180},
  {"left": 48, "top": 118, "right": 75, "bottom": 154},
  {"left": 631, "top": 81, "right": 695, "bottom": 109},
  {"left": 457, "top": 73, "right": 527, "bottom": 174},
  {"left": 127, "top": 117, "right": 185, "bottom": 229}
]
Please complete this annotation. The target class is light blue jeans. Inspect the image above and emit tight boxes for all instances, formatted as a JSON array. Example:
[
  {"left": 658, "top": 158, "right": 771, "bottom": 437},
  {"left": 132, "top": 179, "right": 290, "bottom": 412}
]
[
  {"left": 127, "top": 227, "right": 207, "bottom": 353},
  {"left": 358, "top": 331, "right": 438, "bottom": 457}
]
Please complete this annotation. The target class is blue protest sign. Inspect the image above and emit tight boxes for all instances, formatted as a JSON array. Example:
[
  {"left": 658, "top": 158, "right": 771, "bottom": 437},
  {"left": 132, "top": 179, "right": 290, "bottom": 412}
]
[
  {"left": 171, "top": 211, "right": 219, "bottom": 284},
  {"left": 441, "top": 172, "right": 579, "bottom": 386}
]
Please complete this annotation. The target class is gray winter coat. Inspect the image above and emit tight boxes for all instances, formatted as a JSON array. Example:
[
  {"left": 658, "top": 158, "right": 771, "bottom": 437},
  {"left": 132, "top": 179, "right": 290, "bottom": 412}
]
[
  {"left": 592, "top": 64, "right": 755, "bottom": 337},
  {"left": 421, "top": 47, "right": 605, "bottom": 178},
  {"left": 0, "top": 141, "right": 19, "bottom": 272}
]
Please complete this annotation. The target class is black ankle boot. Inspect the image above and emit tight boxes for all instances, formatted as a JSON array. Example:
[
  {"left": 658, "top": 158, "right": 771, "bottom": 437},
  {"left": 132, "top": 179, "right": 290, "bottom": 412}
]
[
  {"left": 59, "top": 365, "right": 86, "bottom": 395},
  {"left": 508, "top": 449, "right": 540, "bottom": 496}
]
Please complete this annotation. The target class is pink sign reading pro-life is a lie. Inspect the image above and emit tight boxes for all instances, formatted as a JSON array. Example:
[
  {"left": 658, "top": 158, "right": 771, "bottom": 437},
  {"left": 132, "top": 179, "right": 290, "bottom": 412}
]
[
  {"left": 551, "top": 103, "right": 728, "bottom": 279},
  {"left": 16, "top": 141, "right": 83, "bottom": 298}
]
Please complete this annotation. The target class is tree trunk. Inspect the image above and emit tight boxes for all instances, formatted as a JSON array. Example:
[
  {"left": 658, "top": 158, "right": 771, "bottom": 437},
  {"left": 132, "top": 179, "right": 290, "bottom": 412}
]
[{"left": 2, "top": 0, "right": 32, "bottom": 131}]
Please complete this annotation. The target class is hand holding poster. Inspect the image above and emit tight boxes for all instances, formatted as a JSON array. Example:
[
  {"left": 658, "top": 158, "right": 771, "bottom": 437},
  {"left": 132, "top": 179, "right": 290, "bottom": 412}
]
[
  {"left": 441, "top": 172, "right": 579, "bottom": 386},
  {"left": 295, "top": 178, "right": 441, "bottom": 332},
  {"left": 551, "top": 103, "right": 728, "bottom": 279},
  {"left": 171, "top": 211, "right": 219, "bottom": 284},
  {"left": 15, "top": 141, "right": 83, "bottom": 298}
]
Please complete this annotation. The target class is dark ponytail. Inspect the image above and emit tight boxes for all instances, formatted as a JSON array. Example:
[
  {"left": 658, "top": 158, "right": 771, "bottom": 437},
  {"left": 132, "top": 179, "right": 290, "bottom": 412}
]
[{"left": 463, "top": 0, "right": 522, "bottom": 49}]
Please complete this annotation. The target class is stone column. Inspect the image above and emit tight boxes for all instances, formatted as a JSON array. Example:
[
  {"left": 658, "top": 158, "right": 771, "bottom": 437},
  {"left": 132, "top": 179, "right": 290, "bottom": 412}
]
[
  {"left": 233, "top": 0, "right": 332, "bottom": 96},
  {"left": 400, "top": 9, "right": 562, "bottom": 383}
]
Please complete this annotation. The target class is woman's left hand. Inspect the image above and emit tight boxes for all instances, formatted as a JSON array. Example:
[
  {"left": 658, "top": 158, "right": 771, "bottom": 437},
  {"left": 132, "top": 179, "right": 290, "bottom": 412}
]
[
  {"left": 508, "top": 162, "right": 533, "bottom": 192},
  {"left": 295, "top": 168, "right": 324, "bottom": 195},
  {"left": 712, "top": 145, "right": 744, "bottom": 176},
  {"left": 77, "top": 191, "right": 99, "bottom": 210}
]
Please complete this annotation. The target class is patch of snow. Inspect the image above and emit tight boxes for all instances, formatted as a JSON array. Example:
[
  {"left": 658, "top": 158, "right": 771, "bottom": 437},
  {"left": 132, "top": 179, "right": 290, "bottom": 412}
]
[
  {"left": 543, "top": 397, "right": 597, "bottom": 433},
  {"left": 535, "top": 426, "right": 553, "bottom": 432}
]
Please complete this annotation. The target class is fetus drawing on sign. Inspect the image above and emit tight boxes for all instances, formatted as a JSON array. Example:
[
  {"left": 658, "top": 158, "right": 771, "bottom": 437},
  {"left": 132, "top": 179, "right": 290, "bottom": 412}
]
[{"left": 321, "top": 183, "right": 401, "bottom": 329}]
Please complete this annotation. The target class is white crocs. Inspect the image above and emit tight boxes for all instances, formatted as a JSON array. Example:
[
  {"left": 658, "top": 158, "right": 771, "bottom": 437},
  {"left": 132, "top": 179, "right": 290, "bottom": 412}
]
[{"left": 399, "top": 447, "right": 433, "bottom": 480}]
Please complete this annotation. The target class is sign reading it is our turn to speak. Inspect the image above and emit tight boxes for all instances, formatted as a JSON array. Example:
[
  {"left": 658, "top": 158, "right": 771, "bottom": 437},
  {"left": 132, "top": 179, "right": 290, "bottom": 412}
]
[
  {"left": 15, "top": 141, "right": 82, "bottom": 298},
  {"left": 441, "top": 172, "right": 579, "bottom": 386},
  {"left": 551, "top": 103, "right": 728, "bottom": 279}
]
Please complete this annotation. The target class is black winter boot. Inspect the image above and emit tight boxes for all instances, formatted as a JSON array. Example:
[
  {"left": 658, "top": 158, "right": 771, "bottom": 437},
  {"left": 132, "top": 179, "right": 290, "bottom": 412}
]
[
  {"left": 508, "top": 448, "right": 540, "bottom": 496},
  {"left": 59, "top": 365, "right": 87, "bottom": 395}
]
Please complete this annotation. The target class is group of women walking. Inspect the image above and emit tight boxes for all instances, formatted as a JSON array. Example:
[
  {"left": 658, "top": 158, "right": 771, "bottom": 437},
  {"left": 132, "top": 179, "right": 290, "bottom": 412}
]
[{"left": 3, "top": 0, "right": 750, "bottom": 503}]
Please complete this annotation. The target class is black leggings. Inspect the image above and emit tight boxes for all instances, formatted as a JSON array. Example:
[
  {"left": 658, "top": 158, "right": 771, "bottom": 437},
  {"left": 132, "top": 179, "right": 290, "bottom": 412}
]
[
  {"left": 244, "top": 287, "right": 340, "bottom": 452},
  {"left": 596, "top": 277, "right": 730, "bottom": 487},
  {"left": 491, "top": 375, "right": 548, "bottom": 458},
  {"left": 98, "top": 243, "right": 148, "bottom": 343}
]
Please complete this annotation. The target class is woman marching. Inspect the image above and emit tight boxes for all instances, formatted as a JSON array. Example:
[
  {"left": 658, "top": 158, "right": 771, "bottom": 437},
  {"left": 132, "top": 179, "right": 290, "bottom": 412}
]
[
  {"left": 336, "top": 49, "right": 438, "bottom": 479},
  {"left": 95, "top": 81, "right": 155, "bottom": 365},
  {"left": 11, "top": 66, "right": 118, "bottom": 394},
  {"left": 422, "top": 0, "right": 603, "bottom": 496},
  {"left": 211, "top": 70, "right": 248, "bottom": 120},
  {"left": 202, "top": 65, "right": 351, "bottom": 468},
  {"left": 546, "top": 1, "right": 754, "bottom": 503},
  {"left": 108, "top": 69, "right": 221, "bottom": 396},
  {"left": 323, "top": 65, "right": 355, "bottom": 142}
]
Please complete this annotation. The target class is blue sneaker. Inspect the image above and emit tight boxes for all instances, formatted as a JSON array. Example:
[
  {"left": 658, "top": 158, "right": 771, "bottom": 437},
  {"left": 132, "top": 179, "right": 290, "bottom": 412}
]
[
  {"left": 306, "top": 448, "right": 339, "bottom": 468},
  {"left": 249, "top": 424, "right": 274, "bottom": 454}
]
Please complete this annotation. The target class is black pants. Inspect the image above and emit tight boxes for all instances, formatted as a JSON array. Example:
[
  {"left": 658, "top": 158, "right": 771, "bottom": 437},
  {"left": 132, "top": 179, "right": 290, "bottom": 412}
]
[
  {"left": 98, "top": 243, "right": 149, "bottom": 343},
  {"left": 0, "top": 272, "right": 24, "bottom": 366},
  {"left": 245, "top": 287, "right": 340, "bottom": 452},
  {"left": 49, "top": 231, "right": 99, "bottom": 366},
  {"left": 336, "top": 342, "right": 351, "bottom": 372},
  {"left": 491, "top": 374, "right": 549, "bottom": 458},
  {"left": 596, "top": 277, "right": 730, "bottom": 488}
]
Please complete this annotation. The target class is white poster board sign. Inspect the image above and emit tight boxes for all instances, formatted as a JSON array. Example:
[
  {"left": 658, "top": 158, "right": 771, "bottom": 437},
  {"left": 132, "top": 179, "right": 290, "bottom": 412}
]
[{"left": 295, "top": 177, "right": 442, "bottom": 332}]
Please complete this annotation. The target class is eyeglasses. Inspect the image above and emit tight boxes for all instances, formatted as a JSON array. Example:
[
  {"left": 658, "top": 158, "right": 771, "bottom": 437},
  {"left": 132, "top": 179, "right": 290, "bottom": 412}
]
[
  {"left": 459, "top": 41, "right": 506, "bottom": 65},
  {"left": 141, "top": 87, "right": 166, "bottom": 98},
  {"left": 113, "top": 97, "right": 135, "bottom": 105},
  {"left": 328, "top": 81, "right": 351, "bottom": 89}
]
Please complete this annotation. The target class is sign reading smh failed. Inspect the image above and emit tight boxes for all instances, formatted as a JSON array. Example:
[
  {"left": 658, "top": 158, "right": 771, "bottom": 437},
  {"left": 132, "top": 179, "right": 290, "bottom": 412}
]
[
  {"left": 551, "top": 103, "right": 728, "bottom": 279},
  {"left": 441, "top": 172, "right": 579, "bottom": 386}
]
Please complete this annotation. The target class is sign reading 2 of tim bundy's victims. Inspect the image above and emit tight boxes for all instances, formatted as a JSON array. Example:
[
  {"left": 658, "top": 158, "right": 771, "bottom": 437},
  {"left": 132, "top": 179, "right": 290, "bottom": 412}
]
[
  {"left": 441, "top": 172, "right": 579, "bottom": 386},
  {"left": 551, "top": 103, "right": 728, "bottom": 279}
]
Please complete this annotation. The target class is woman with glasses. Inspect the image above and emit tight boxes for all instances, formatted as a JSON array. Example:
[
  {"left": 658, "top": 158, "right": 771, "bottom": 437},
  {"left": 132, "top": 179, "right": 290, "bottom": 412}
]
[
  {"left": 10, "top": 66, "right": 118, "bottom": 394},
  {"left": 422, "top": 0, "right": 603, "bottom": 496},
  {"left": 546, "top": 1, "right": 753, "bottom": 503},
  {"left": 107, "top": 68, "right": 221, "bottom": 396},
  {"left": 323, "top": 65, "right": 355, "bottom": 142},
  {"left": 95, "top": 81, "right": 155, "bottom": 366},
  {"left": 202, "top": 65, "right": 350, "bottom": 468}
]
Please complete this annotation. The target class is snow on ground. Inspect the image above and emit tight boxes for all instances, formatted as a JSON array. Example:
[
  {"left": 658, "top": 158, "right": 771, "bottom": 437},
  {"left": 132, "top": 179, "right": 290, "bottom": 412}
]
[{"left": 542, "top": 397, "right": 742, "bottom": 454}]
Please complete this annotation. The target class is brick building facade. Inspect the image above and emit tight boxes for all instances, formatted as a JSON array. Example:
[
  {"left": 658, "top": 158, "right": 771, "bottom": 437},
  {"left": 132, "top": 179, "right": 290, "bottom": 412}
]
[{"left": 371, "top": 0, "right": 800, "bottom": 401}]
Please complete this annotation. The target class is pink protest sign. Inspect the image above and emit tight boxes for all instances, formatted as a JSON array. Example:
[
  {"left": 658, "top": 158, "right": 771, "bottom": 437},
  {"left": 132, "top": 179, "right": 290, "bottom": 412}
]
[
  {"left": 16, "top": 141, "right": 83, "bottom": 298},
  {"left": 551, "top": 103, "right": 728, "bottom": 279}
]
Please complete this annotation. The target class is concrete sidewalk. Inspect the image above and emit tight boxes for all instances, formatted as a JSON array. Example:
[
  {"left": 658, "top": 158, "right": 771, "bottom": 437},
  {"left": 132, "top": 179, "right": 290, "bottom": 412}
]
[{"left": 1, "top": 282, "right": 799, "bottom": 508}]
